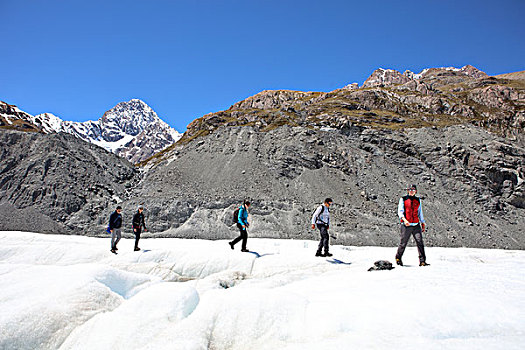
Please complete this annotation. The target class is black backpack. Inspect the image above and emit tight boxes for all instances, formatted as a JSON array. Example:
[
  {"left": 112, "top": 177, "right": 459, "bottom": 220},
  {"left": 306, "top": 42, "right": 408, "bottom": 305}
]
[
  {"left": 368, "top": 260, "right": 394, "bottom": 271},
  {"left": 233, "top": 207, "right": 240, "bottom": 224},
  {"left": 314, "top": 205, "right": 326, "bottom": 224}
]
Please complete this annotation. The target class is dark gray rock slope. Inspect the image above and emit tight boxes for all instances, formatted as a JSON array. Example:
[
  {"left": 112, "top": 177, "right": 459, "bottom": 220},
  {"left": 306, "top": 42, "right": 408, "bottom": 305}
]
[
  {"left": 128, "top": 123, "right": 524, "bottom": 249},
  {"left": 0, "top": 130, "right": 137, "bottom": 234}
]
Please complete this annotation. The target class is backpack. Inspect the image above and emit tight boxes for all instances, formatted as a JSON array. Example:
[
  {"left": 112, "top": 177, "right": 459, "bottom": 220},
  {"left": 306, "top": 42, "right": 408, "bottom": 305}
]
[
  {"left": 314, "top": 205, "right": 326, "bottom": 225},
  {"left": 107, "top": 212, "right": 120, "bottom": 233},
  {"left": 233, "top": 208, "right": 240, "bottom": 224},
  {"left": 368, "top": 260, "right": 394, "bottom": 271}
]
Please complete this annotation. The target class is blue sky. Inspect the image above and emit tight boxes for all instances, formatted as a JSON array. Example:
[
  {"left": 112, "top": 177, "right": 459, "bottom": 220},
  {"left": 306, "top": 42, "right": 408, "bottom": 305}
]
[{"left": 1, "top": 0, "right": 524, "bottom": 131}]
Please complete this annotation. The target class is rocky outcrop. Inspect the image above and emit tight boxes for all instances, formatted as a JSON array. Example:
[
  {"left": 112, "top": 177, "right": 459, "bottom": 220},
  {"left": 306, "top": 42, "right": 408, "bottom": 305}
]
[
  {"left": 460, "top": 64, "right": 489, "bottom": 78},
  {"left": 362, "top": 68, "right": 411, "bottom": 88},
  {"left": 0, "top": 102, "right": 41, "bottom": 132},
  {"left": 417, "top": 65, "right": 488, "bottom": 80},
  {"left": 230, "top": 90, "right": 327, "bottom": 111},
  {"left": 342, "top": 83, "right": 359, "bottom": 91}
]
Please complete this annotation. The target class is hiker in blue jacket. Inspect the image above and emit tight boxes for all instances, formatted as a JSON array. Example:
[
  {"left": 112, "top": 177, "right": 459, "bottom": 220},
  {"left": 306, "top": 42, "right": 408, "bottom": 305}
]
[
  {"left": 229, "top": 201, "right": 251, "bottom": 252},
  {"left": 311, "top": 198, "right": 333, "bottom": 257}
]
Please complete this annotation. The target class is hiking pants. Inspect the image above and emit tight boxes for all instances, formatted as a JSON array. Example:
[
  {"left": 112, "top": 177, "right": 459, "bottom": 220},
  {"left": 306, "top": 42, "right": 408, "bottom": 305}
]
[
  {"left": 232, "top": 223, "right": 248, "bottom": 250},
  {"left": 316, "top": 224, "right": 330, "bottom": 254},
  {"left": 396, "top": 224, "right": 426, "bottom": 263},
  {"left": 134, "top": 227, "right": 142, "bottom": 249},
  {"left": 111, "top": 228, "right": 122, "bottom": 250}
]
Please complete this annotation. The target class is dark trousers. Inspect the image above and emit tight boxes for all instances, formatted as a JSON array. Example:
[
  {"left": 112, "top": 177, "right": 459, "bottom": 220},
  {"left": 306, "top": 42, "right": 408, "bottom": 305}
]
[
  {"left": 396, "top": 224, "right": 426, "bottom": 263},
  {"left": 134, "top": 227, "right": 142, "bottom": 248},
  {"left": 231, "top": 223, "right": 248, "bottom": 250},
  {"left": 316, "top": 224, "right": 330, "bottom": 253}
]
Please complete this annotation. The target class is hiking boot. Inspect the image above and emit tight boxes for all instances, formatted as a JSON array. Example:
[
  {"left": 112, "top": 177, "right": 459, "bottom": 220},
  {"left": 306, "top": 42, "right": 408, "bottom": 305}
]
[
  {"left": 134, "top": 247, "right": 141, "bottom": 251},
  {"left": 229, "top": 242, "right": 234, "bottom": 250},
  {"left": 419, "top": 262, "right": 430, "bottom": 266},
  {"left": 396, "top": 258, "right": 403, "bottom": 266},
  {"left": 241, "top": 249, "right": 250, "bottom": 252},
  {"left": 110, "top": 249, "right": 116, "bottom": 254},
  {"left": 315, "top": 251, "right": 323, "bottom": 257},
  {"left": 322, "top": 252, "right": 333, "bottom": 257}
]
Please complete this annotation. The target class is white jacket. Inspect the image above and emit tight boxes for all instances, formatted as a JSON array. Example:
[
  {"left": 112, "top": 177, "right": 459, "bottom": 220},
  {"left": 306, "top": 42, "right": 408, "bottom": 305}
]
[{"left": 311, "top": 204, "right": 330, "bottom": 225}]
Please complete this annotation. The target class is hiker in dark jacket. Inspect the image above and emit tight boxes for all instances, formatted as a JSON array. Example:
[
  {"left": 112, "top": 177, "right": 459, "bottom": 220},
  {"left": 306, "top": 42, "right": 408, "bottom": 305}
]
[
  {"left": 132, "top": 205, "right": 147, "bottom": 251},
  {"left": 109, "top": 206, "right": 123, "bottom": 254},
  {"left": 229, "top": 201, "right": 251, "bottom": 252},
  {"left": 395, "top": 184, "right": 429, "bottom": 266},
  {"left": 311, "top": 198, "right": 333, "bottom": 257}
]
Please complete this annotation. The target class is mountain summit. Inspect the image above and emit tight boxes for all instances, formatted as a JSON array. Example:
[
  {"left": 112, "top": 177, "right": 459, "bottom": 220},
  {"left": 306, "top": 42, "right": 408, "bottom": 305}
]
[
  {"left": 99, "top": 99, "right": 163, "bottom": 141},
  {"left": 0, "top": 99, "right": 181, "bottom": 163}
]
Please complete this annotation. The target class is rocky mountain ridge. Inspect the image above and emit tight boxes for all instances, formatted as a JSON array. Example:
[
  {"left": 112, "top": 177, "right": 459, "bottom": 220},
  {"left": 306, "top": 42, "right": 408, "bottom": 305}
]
[
  {"left": 163, "top": 65, "right": 523, "bottom": 152},
  {"left": 0, "top": 99, "right": 181, "bottom": 163},
  {"left": 362, "top": 65, "right": 489, "bottom": 88}
]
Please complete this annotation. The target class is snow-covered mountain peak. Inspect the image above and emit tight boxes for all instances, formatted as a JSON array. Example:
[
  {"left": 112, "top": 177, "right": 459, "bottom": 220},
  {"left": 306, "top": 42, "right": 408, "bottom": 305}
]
[
  {"left": 100, "top": 99, "right": 163, "bottom": 140},
  {"left": 31, "top": 113, "right": 64, "bottom": 133},
  {"left": 1, "top": 99, "right": 181, "bottom": 163}
]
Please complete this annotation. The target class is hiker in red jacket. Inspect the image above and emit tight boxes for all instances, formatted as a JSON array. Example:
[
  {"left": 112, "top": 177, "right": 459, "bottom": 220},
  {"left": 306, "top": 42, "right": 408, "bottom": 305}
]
[{"left": 395, "top": 185, "right": 429, "bottom": 266}]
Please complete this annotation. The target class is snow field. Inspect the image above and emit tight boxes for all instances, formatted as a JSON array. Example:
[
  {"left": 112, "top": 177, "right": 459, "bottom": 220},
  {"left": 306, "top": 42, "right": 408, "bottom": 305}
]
[{"left": 1, "top": 231, "right": 524, "bottom": 350}]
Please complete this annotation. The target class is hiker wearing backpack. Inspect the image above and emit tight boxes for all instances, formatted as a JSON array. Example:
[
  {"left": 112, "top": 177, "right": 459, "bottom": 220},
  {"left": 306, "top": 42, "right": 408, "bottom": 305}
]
[
  {"left": 395, "top": 184, "right": 429, "bottom": 266},
  {"left": 109, "top": 206, "right": 123, "bottom": 254},
  {"left": 229, "top": 200, "right": 251, "bottom": 252},
  {"left": 132, "top": 205, "right": 147, "bottom": 252},
  {"left": 311, "top": 198, "right": 333, "bottom": 257}
]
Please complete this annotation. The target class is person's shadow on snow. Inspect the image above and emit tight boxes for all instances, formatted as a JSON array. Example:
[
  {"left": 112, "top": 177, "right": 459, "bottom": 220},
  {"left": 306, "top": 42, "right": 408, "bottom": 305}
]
[
  {"left": 246, "top": 251, "right": 274, "bottom": 258},
  {"left": 327, "top": 258, "right": 352, "bottom": 265}
]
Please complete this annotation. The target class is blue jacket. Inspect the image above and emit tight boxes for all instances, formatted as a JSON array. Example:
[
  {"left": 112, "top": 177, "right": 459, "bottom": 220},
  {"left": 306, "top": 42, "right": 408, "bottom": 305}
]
[{"left": 237, "top": 205, "right": 249, "bottom": 226}]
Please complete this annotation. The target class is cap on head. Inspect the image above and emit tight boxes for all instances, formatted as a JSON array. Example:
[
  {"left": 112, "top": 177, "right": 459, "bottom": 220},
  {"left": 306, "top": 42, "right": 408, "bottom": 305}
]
[
  {"left": 138, "top": 205, "right": 144, "bottom": 210},
  {"left": 407, "top": 184, "right": 417, "bottom": 191},
  {"left": 116, "top": 206, "right": 122, "bottom": 210},
  {"left": 324, "top": 198, "right": 333, "bottom": 204}
]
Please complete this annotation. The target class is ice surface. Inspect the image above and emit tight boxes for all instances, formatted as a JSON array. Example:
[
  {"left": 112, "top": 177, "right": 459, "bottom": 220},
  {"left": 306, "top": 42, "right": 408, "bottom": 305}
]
[{"left": 1, "top": 231, "right": 524, "bottom": 350}]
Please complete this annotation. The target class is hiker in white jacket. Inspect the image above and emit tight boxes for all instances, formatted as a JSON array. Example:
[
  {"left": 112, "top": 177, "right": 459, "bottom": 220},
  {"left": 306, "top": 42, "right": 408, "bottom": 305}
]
[{"left": 311, "top": 198, "right": 333, "bottom": 257}]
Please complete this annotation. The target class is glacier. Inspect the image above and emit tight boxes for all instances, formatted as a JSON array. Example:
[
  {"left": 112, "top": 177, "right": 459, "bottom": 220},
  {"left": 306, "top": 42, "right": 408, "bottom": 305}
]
[{"left": 0, "top": 231, "right": 524, "bottom": 350}]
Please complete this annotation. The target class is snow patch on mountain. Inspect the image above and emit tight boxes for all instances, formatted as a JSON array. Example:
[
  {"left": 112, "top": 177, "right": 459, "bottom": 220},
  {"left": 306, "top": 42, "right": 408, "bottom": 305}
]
[{"left": 92, "top": 134, "right": 135, "bottom": 153}]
